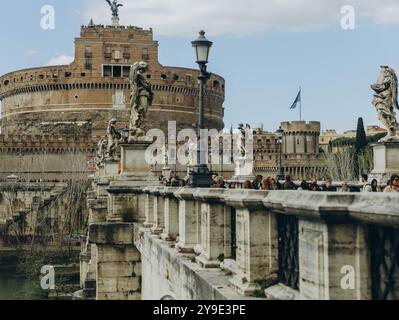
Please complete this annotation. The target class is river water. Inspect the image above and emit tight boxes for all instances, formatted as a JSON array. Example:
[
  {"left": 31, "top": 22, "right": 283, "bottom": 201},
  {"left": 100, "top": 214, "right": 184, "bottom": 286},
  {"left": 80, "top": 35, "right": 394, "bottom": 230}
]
[{"left": 0, "top": 267, "right": 31, "bottom": 300}]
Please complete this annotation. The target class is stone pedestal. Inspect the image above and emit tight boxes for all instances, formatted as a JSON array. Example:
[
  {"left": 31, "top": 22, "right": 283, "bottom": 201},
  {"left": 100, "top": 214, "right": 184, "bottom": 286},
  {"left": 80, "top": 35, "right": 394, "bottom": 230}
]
[
  {"left": 371, "top": 142, "right": 399, "bottom": 184},
  {"left": 162, "top": 166, "right": 172, "bottom": 180},
  {"left": 89, "top": 223, "right": 141, "bottom": 300},
  {"left": 104, "top": 160, "right": 120, "bottom": 178},
  {"left": 111, "top": 16, "right": 120, "bottom": 27},
  {"left": 232, "top": 156, "right": 254, "bottom": 182},
  {"left": 120, "top": 142, "right": 157, "bottom": 182}
]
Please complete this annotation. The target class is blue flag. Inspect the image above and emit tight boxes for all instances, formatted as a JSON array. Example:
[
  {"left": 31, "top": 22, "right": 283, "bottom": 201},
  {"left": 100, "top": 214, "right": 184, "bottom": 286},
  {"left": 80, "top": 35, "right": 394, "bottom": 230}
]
[{"left": 290, "top": 89, "right": 301, "bottom": 109}]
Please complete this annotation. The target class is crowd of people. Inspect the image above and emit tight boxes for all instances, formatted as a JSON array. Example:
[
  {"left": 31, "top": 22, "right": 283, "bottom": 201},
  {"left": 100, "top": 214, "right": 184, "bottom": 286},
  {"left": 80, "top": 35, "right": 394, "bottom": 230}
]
[
  {"left": 241, "top": 173, "right": 399, "bottom": 193},
  {"left": 159, "top": 172, "right": 399, "bottom": 193}
]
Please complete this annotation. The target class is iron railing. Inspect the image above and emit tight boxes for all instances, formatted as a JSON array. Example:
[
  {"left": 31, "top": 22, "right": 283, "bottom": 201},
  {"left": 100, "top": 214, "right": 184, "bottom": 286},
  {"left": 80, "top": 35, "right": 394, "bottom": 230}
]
[
  {"left": 370, "top": 225, "right": 399, "bottom": 300},
  {"left": 277, "top": 214, "right": 299, "bottom": 290}
]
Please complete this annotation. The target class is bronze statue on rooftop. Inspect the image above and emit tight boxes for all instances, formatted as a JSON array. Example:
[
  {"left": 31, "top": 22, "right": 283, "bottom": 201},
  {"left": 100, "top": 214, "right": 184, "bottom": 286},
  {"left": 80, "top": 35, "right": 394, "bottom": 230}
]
[{"left": 106, "top": 0, "right": 123, "bottom": 18}]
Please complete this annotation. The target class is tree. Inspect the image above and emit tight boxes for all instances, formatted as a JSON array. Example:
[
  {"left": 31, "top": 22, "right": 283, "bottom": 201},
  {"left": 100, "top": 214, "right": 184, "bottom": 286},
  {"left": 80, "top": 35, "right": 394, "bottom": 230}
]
[{"left": 355, "top": 117, "right": 367, "bottom": 152}]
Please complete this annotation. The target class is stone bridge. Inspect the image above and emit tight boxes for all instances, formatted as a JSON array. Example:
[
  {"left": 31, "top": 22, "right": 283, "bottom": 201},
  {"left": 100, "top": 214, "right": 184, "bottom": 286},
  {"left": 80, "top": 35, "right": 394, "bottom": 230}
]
[{"left": 78, "top": 172, "right": 399, "bottom": 300}]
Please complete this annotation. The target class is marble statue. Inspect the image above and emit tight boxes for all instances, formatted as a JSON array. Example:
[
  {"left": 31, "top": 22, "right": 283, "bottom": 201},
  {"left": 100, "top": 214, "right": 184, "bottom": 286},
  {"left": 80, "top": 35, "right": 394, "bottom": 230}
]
[
  {"left": 96, "top": 138, "right": 107, "bottom": 167},
  {"left": 105, "top": 118, "right": 122, "bottom": 160},
  {"left": 371, "top": 66, "right": 399, "bottom": 142},
  {"left": 129, "top": 61, "right": 154, "bottom": 141},
  {"left": 238, "top": 123, "right": 251, "bottom": 157},
  {"left": 106, "top": 0, "right": 123, "bottom": 18}
]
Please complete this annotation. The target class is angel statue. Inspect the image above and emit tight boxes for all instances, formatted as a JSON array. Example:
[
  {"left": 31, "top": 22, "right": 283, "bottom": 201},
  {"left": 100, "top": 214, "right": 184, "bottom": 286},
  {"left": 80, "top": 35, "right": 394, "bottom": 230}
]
[
  {"left": 105, "top": 118, "right": 122, "bottom": 160},
  {"left": 371, "top": 66, "right": 399, "bottom": 142},
  {"left": 96, "top": 138, "right": 107, "bottom": 167},
  {"left": 106, "top": 0, "right": 123, "bottom": 18},
  {"left": 129, "top": 61, "right": 154, "bottom": 141},
  {"left": 238, "top": 123, "right": 251, "bottom": 157}
]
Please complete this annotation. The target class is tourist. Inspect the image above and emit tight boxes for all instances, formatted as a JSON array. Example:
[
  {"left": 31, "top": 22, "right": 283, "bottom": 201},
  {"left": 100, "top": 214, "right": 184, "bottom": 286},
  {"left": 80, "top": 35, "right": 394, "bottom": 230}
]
[
  {"left": 383, "top": 174, "right": 399, "bottom": 192},
  {"left": 370, "top": 179, "right": 381, "bottom": 192},
  {"left": 322, "top": 179, "right": 336, "bottom": 192},
  {"left": 252, "top": 175, "right": 263, "bottom": 190},
  {"left": 297, "top": 180, "right": 309, "bottom": 191},
  {"left": 283, "top": 175, "right": 296, "bottom": 190},
  {"left": 309, "top": 178, "right": 321, "bottom": 191},
  {"left": 228, "top": 182, "right": 236, "bottom": 189},
  {"left": 361, "top": 174, "right": 372, "bottom": 192},
  {"left": 212, "top": 176, "right": 226, "bottom": 188},
  {"left": 243, "top": 180, "right": 252, "bottom": 189},
  {"left": 338, "top": 181, "right": 351, "bottom": 192},
  {"left": 261, "top": 177, "right": 272, "bottom": 190},
  {"left": 270, "top": 178, "right": 279, "bottom": 190}
]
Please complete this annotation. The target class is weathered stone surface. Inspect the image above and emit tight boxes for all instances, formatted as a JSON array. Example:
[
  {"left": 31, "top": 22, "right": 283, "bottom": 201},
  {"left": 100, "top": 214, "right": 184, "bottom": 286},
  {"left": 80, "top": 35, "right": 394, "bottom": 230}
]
[{"left": 89, "top": 223, "right": 134, "bottom": 245}]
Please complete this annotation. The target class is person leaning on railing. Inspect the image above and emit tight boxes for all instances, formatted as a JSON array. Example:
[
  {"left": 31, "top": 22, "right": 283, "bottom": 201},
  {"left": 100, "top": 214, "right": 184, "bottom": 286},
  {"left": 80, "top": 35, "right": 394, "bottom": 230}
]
[
  {"left": 370, "top": 179, "right": 382, "bottom": 192},
  {"left": 383, "top": 174, "right": 399, "bottom": 192}
]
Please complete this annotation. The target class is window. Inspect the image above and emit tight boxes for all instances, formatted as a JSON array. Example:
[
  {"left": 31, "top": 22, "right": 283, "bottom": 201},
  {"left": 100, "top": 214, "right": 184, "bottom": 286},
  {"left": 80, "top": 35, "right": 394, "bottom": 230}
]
[
  {"left": 103, "top": 65, "right": 132, "bottom": 78},
  {"left": 64, "top": 72, "right": 72, "bottom": 78},
  {"left": 113, "top": 65, "right": 122, "bottom": 77},
  {"left": 103, "top": 65, "right": 112, "bottom": 77},
  {"left": 104, "top": 46, "right": 111, "bottom": 58},
  {"left": 123, "top": 66, "right": 130, "bottom": 78},
  {"left": 123, "top": 46, "right": 130, "bottom": 59},
  {"left": 161, "top": 74, "right": 167, "bottom": 80},
  {"left": 85, "top": 46, "right": 92, "bottom": 58},
  {"left": 85, "top": 58, "right": 92, "bottom": 69},
  {"left": 142, "top": 48, "right": 149, "bottom": 60}
]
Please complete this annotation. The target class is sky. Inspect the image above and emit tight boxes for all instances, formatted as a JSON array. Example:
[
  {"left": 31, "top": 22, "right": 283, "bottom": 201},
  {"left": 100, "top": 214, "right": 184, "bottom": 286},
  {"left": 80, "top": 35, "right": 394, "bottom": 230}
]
[{"left": 1, "top": 0, "right": 399, "bottom": 133}]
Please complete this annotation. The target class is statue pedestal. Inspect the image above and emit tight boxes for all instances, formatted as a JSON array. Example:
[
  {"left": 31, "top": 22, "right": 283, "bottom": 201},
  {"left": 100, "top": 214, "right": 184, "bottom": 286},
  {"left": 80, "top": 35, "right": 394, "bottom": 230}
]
[
  {"left": 119, "top": 142, "right": 158, "bottom": 183},
  {"left": 370, "top": 142, "right": 399, "bottom": 184},
  {"left": 111, "top": 16, "right": 120, "bottom": 27},
  {"left": 162, "top": 166, "right": 172, "bottom": 180},
  {"left": 232, "top": 157, "right": 254, "bottom": 182}
]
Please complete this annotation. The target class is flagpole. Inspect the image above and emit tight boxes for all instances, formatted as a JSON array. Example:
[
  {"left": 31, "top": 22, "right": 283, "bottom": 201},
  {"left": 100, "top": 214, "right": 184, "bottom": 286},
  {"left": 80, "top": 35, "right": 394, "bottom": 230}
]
[{"left": 299, "top": 86, "right": 302, "bottom": 121}]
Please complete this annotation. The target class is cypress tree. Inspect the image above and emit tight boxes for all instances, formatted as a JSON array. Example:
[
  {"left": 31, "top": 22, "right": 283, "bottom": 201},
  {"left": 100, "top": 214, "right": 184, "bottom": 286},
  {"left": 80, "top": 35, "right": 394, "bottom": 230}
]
[{"left": 355, "top": 117, "right": 367, "bottom": 152}]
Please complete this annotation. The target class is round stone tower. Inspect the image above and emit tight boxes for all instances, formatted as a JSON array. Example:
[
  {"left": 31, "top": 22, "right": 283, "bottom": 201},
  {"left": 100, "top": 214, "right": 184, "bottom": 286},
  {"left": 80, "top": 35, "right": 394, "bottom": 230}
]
[
  {"left": 0, "top": 24, "right": 225, "bottom": 136},
  {"left": 281, "top": 121, "right": 321, "bottom": 154}
]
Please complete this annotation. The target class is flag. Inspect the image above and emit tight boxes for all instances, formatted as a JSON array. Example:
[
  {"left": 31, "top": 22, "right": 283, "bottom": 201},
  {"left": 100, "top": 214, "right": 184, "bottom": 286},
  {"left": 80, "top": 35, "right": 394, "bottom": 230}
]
[{"left": 290, "top": 88, "right": 301, "bottom": 110}]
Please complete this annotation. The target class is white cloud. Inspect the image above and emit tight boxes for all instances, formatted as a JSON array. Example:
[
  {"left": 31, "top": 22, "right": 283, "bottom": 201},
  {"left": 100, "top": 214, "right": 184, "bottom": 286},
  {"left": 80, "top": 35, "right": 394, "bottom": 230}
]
[
  {"left": 25, "top": 49, "right": 39, "bottom": 56},
  {"left": 82, "top": 0, "right": 399, "bottom": 36},
  {"left": 46, "top": 54, "right": 74, "bottom": 66}
]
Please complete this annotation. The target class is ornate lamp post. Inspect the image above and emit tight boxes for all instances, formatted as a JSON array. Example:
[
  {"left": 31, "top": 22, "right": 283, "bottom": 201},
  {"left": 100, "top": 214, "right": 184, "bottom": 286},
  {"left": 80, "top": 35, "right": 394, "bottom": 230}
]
[
  {"left": 276, "top": 126, "right": 285, "bottom": 181},
  {"left": 188, "top": 31, "right": 213, "bottom": 188}
]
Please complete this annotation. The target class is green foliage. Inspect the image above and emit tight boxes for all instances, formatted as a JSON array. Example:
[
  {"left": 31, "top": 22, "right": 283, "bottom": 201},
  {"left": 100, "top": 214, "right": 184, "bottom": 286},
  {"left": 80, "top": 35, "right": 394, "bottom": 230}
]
[
  {"left": 367, "top": 132, "right": 387, "bottom": 143},
  {"left": 357, "top": 146, "right": 374, "bottom": 176},
  {"left": 14, "top": 277, "right": 49, "bottom": 300},
  {"left": 355, "top": 118, "right": 367, "bottom": 152}
]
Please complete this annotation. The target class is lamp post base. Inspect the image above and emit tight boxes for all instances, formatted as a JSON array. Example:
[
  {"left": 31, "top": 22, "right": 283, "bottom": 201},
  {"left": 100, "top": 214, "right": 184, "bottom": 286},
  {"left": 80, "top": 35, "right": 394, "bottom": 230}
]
[{"left": 188, "top": 164, "right": 212, "bottom": 188}]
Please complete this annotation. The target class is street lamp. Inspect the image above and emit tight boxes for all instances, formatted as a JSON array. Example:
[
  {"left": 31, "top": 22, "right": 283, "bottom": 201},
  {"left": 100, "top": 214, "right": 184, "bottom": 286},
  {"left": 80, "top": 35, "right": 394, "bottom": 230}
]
[
  {"left": 276, "top": 126, "right": 285, "bottom": 182},
  {"left": 188, "top": 31, "right": 213, "bottom": 188}
]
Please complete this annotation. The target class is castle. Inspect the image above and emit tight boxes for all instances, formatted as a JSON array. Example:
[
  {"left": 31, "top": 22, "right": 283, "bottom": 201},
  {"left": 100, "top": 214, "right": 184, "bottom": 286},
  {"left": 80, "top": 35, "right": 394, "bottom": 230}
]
[{"left": 0, "top": 22, "right": 225, "bottom": 179}]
